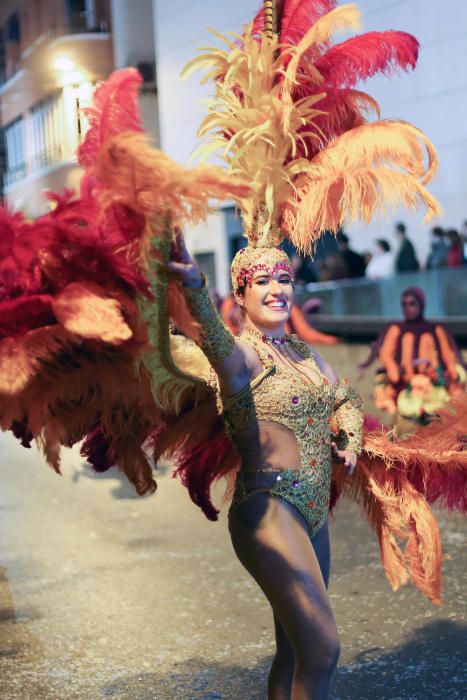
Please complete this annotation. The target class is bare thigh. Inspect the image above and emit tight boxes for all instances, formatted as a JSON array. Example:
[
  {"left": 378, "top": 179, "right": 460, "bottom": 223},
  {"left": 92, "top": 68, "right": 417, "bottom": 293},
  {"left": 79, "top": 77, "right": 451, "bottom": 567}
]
[{"left": 228, "top": 493, "right": 338, "bottom": 657}]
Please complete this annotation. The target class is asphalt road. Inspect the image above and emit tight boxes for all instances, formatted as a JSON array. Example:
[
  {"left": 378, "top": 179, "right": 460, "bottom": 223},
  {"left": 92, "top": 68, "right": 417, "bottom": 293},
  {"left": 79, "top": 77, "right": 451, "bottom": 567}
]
[{"left": 0, "top": 345, "right": 466, "bottom": 700}]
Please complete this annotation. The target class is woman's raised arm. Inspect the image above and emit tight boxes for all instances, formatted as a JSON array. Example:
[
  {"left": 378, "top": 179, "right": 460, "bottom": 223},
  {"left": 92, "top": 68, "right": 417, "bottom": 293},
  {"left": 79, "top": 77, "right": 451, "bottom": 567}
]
[{"left": 167, "top": 229, "right": 251, "bottom": 395}]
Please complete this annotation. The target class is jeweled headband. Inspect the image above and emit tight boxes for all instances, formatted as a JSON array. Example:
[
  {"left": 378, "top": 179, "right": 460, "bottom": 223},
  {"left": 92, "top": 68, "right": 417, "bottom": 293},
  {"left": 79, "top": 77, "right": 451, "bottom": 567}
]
[{"left": 230, "top": 246, "right": 294, "bottom": 292}]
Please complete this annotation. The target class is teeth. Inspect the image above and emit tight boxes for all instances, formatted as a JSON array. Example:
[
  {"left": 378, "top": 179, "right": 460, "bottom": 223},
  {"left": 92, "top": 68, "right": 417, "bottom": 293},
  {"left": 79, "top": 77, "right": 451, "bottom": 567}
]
[{"left": 267, "top": 302, "right": 285, "bottom": 308}]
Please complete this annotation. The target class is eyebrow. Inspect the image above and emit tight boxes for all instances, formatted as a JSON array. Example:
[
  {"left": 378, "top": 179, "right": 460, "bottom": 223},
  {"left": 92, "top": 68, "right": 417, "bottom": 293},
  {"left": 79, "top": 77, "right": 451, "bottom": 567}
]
[{"left": 252, "top": 272, "right": 292, "bottom": 281}]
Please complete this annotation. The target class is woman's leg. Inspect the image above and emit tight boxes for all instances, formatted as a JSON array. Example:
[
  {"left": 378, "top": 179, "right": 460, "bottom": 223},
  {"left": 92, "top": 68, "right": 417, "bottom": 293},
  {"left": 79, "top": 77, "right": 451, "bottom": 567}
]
[
  {"left": 229, "top": 495, "right": 339, "bottom": 700},
  {"left": 268, "top": 521, "right": 332, "bottom": 699}
]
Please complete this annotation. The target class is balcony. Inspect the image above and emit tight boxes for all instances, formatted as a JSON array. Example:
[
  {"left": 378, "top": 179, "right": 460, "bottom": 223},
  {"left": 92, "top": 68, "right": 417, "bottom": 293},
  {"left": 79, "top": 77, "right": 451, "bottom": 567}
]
[{"left": 0, "top": 31, "right": 113, "bottom": 126}]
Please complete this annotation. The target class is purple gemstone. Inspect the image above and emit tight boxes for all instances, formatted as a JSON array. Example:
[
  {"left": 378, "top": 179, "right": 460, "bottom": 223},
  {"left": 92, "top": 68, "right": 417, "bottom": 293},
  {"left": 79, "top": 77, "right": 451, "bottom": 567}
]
[
  {"left": 280, "top": 337, "right": 286, "bottom": 344},
  {"left": 268, "top": 353, "right": 274, "bottom": 360},
  {"left": 318, "top": 397, "right": 323, "bottom": 404},
  {"left": 292, "top": 480, "right": 300, "bottom": 488},
  {"left": 272, "top": 338, "right": 280, "bottom": 345}
]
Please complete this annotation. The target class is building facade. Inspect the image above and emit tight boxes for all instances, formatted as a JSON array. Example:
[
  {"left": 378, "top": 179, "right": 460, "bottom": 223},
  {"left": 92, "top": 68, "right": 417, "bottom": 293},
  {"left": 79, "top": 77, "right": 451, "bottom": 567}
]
[
  {"left": 0, "top": 0, "right": 158, "bottom": 215},
  {"left": 152, "top": 0, "right": 467, "bottom": 293}
]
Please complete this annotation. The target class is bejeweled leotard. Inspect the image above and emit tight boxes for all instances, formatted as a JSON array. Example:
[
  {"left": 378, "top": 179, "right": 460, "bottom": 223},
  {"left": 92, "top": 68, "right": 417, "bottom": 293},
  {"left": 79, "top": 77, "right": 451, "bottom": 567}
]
[
  {"left": 223, "top": 331, "right": 362, "bottom": 536},
  {"left": 183, "top": 285, "right": 363, "bottom": 537}
]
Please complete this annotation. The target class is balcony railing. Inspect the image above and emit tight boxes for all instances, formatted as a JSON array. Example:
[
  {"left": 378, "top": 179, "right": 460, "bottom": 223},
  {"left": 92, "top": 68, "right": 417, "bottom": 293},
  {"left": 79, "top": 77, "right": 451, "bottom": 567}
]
[{"left": 3, "top": 161, "right": 26, "bottom": 187}]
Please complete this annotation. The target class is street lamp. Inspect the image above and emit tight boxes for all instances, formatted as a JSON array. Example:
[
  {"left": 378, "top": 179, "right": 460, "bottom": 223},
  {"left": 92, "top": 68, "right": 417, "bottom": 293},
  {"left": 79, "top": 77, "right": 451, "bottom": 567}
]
[{"left": 53, "top": 56, "right": 75, "bottom": 72}]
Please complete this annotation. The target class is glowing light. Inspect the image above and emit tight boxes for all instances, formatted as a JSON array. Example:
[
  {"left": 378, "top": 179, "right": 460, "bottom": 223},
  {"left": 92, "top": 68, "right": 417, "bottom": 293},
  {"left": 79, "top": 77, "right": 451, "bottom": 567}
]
[
  {"left": 60, "top": 70, "right": 85, "bottom": 87},
  {"left": 54, "top": 56, "right": 75, "bottom": 71}
]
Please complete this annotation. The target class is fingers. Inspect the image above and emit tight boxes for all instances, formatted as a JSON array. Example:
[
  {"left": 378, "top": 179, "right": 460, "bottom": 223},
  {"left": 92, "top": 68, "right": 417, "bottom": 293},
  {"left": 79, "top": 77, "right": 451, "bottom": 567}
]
[
  {"left": 173, "top": 227, "right": 191, "bottom": 262},
  {"left": 331, "top": 444, "right": 357, "bottom": 476},
  {"left": 346, "top": 453, "right": 357, "bottom": 476},
  {"left": 167, "top": 260, "right": 190, "bottom": 274}
]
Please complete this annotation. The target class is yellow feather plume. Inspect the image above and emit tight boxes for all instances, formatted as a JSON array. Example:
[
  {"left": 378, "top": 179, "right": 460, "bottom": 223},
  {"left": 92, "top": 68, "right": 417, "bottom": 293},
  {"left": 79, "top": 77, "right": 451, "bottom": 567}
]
[{"left": 185, "top": 5, "right": 441, "bottom": 252}]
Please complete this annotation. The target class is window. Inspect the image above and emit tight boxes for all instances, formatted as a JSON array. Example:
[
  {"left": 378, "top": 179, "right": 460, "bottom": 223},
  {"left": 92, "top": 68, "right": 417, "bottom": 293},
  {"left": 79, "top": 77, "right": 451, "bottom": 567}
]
[
  {"left": 3, "top": 117, "right": 25, "bottom": 186},
  {"left": 29, "top": 94, "right": 64, "bottom": 171},
  {"left": 6, "top": 13, "right": 20, "bottom": 43},
  {"left": 65, "top": 0, "right": 88, "bottom": 32}
]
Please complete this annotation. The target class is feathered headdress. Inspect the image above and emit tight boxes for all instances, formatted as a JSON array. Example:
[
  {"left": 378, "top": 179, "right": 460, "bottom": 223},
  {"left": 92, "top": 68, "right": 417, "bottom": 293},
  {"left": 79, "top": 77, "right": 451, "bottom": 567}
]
[{"left": 184, "top": 0, "right": 441, "bottom": 254}]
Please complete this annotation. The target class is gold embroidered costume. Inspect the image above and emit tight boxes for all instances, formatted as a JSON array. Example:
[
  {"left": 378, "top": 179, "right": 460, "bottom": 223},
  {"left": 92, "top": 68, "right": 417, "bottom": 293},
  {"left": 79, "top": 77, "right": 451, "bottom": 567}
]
[{"left": 184, "top": 284, "right": 362, "bottom": 536}]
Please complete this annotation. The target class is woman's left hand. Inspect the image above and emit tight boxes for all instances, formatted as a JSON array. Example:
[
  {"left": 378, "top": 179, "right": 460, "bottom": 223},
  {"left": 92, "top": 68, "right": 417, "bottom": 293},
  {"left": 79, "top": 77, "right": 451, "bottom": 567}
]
[{"left": 331, "top": 443, "right": 357, "bottom": 475}]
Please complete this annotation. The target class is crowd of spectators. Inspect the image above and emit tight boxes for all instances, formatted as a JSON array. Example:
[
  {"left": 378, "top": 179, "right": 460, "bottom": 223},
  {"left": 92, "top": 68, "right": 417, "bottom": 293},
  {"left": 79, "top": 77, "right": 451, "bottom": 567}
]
[{"left": 291, "top": 221, "right": 467, "bottom": 285}]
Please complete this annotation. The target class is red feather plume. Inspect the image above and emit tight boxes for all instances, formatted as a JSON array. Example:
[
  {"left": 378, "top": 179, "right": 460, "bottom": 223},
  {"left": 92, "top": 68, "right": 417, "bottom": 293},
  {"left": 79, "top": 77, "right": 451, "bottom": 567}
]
[
  {"left": 314, "top": 31, "right": 419, "bottom": 88},
  {"left": 78, "top": 67, "right": 143, "bottom": 171},
  {"left": 280, "top": 0, "right": 337, "bottom": 43}
]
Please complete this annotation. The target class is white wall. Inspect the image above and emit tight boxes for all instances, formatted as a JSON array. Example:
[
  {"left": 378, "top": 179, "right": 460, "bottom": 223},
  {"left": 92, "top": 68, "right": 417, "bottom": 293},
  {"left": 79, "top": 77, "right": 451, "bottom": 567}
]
[
  {"left": 345, "top": 0, "right": 467, "bottom": 263},
  {"left": 112, "top": 0, "right": 156, "bottom": 69},
  {"left": 153, "top": 0, "right": 467, "bottom": 275},
  {"left": 111, "top": 0, "right": 159, "bottom": 143}
]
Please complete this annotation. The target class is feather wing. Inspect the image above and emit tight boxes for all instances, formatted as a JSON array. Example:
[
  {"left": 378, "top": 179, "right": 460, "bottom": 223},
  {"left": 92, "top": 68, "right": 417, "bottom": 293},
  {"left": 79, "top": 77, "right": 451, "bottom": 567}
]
[
  {"left": 0, "top": 68, "right": 246, "bottom": 504},
  {"left": 332, "top": 398, "right": 467, "bottom": 603}
]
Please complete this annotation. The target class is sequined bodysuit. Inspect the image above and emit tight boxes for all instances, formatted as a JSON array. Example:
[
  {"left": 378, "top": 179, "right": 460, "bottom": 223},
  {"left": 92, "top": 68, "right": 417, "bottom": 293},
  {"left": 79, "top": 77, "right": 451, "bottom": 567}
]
[{"left": 184, "top": 286, "right": 363, "bottom": 537}]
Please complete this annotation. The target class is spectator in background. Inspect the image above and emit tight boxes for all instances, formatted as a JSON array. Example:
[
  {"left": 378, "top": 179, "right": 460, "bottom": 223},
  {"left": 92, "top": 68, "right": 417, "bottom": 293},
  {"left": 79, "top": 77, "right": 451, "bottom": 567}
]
[
  {"left": 426, "top": 226, "right": 447, "bottom": 269},
  {"left": 336, "top": 231, "right": 366, "bottom": 277},
  {"left": 365, "top": 239, "right": 394, "bottom": 279},
  {"left": 318, "top": 252, "right": 349, "bottom": 281},
  {"left": 446, "top": 229, "right": 466, "bottom": 267},
  {"left": 394, "top": 222, "right": 420, "bottom": 272},
  {"left": 290, "top": 252, "right": 318, "bottom": 285}
]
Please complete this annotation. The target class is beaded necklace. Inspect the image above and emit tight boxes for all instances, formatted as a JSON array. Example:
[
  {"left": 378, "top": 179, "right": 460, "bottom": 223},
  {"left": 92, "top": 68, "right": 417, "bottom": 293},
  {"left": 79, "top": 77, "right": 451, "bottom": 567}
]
[
  {"left": 242, "top": 326, "right": 291, "bottom": 346},
  {"left": 242, "top": 327, "right": 325, "bottom": 388}
]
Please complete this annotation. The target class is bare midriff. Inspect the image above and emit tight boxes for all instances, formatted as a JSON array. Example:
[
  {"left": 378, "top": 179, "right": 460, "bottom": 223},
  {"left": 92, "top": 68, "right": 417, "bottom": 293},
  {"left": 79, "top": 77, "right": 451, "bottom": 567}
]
[{"left": 233, "top": 420, "right": 301, "bottom": 471}]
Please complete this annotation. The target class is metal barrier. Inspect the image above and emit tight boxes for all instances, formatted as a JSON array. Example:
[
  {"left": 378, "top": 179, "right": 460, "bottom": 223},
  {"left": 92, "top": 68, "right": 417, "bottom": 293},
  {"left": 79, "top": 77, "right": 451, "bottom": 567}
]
[
  {"left": 298, "top": 267, "right": 467, "bottom": 318},
  {"left": 296, "top": 267, "right": 467, "bottom": 338}
]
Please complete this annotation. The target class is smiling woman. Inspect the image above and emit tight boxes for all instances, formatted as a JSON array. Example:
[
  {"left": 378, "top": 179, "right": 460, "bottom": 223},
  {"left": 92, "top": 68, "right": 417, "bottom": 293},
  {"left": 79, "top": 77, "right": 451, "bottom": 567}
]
[{"left": 168, "top": 229, "right": 363, "bottom": 699}]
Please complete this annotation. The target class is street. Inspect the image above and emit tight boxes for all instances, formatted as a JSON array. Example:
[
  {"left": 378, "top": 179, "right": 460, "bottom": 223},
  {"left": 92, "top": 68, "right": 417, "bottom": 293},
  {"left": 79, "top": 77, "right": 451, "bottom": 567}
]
[{"left": 0, "top": 345, "right": 466, "bottom": 700}]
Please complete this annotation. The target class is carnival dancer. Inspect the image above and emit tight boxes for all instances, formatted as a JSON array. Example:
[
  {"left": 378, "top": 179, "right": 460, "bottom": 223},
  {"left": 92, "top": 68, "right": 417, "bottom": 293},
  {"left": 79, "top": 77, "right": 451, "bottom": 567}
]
[
  {"left": 360, "top": 286, "right": 466, "bottom": 425},
  {"left": 169, "top": 229, "right": 363, "bottom": 698},
  {"left": 1, "top": 3, "right": 467, "bottom": 700}
]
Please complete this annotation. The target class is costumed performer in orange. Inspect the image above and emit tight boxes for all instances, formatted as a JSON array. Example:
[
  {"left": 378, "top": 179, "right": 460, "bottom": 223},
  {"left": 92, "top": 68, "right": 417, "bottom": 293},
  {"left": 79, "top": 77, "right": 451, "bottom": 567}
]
[{"left": 360, "top": 286, "right": 466, "bottom": 426}]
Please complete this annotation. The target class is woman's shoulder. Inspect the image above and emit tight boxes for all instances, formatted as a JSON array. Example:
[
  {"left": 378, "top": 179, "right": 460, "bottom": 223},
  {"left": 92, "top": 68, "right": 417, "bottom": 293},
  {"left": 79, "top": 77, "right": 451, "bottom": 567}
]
[{"left": 234, "top": 336, "right": 266, "bottom": 375}]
